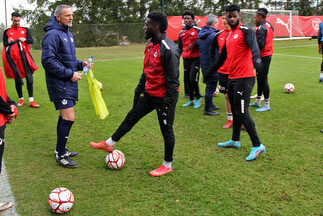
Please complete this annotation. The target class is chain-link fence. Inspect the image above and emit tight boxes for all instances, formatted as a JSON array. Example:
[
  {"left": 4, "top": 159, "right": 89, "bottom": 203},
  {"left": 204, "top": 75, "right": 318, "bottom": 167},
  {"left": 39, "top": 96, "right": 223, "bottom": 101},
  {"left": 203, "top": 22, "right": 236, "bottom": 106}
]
[{"left": 1, "top": 23, "right": 146, "bottom": 49}]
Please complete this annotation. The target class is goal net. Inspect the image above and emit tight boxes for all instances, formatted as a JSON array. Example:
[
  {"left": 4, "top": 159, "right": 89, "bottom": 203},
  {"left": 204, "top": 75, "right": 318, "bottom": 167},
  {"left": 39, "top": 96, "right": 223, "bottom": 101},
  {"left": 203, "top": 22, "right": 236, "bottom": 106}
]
[{"left": 240, "top": 9, "right": 310, "bottom": 40}]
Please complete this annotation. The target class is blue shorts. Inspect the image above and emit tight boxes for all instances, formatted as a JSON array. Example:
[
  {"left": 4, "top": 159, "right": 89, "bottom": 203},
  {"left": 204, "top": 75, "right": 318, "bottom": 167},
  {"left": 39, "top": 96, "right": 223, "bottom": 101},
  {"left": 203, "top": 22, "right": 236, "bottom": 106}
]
[{"left": 54, "top": 99, "right": 76, "bottom": 110}]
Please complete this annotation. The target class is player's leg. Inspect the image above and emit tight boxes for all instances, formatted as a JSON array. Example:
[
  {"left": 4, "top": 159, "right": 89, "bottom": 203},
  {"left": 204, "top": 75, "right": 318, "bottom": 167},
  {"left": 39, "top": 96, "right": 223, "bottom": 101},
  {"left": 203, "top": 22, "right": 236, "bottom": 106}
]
[
  {"left": 14, "top": 79, "right": 24, "bottom": 107},
  {"left": 90, "top": 92, "right": 155, "bottom": 151},
  {"left": 0, "top": 125, "right": 6, "bottom": 175},
  {"left": 55, "top": 99, "right": 78, "bottom": 168},
  {"left": 26, "top": 74, "right": 39, "bottom": 108},
  {"left": 256, "top": 55, "right": 271, "bottom": 112},
  {"left": 219, "top": 73, "right": 233, "bottom": 128},
  {"left": 150, "top": 94, "right": 178, "bottom": 176},
  {"left": 190, "top": 58, "right": 201, "bottom": 108},
  {"left": 183, "top": 59, "right": 194, "bottom": 106},
  {"left": 236, "top": 77, "right": 266, "bottom": 160},
  {"left": 217, "top": 79, "right": 240, "bottom": 148},
  {"left": 204, "top": 72, "right": 219, "bottom": 115}
]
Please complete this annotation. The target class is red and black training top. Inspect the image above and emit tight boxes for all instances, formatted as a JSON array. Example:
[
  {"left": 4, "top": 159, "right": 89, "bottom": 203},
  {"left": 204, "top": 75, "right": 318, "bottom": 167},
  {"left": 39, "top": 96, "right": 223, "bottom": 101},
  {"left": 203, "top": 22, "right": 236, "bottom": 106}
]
[
  {"left": 178, "top": 25, "right": 200, "bottom": 59},
  {"left": 212, "top": 22, "right": 262, "bottom": 80},
  {"left": 2, "top": 25, "right": 38, "bottom": 80},
  {"left": 255, "top": 20, "right": 274, "bottom": 57}
]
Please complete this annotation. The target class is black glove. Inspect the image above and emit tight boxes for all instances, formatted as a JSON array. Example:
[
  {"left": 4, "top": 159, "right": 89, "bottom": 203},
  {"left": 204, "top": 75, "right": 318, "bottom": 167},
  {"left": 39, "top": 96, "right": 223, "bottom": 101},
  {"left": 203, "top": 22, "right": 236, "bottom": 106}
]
[
  {"left": 159, "top": 105, "right": 169, "bottom": 125},
  {"left": 254, "top": 58, "right": 263, "bottom": 72}
]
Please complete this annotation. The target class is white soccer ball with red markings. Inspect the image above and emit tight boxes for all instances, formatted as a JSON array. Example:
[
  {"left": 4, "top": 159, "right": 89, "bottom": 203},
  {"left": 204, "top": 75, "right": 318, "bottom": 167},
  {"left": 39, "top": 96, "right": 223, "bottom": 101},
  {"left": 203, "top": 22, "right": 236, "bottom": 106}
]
[
  {"left": 48, "top": 187, "right": 74, "bottom": 214},
  {"left": 284, "top": 83, "right": 295, "bottom": 93},
  {"left": 105, "top": 150, "right": 125, "bottom": 170}
]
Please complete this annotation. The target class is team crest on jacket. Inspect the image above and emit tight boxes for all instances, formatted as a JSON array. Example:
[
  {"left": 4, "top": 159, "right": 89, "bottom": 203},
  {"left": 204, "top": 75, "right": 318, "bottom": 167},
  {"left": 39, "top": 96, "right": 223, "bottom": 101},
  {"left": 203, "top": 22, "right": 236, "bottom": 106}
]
[
  {"left": 21, "top": 30, "right": 25, "bottom": 34},
  {"left": 154, "top": 52, "right": 158, "bottom": 57},
  {"left": 191, "top": 32, "right": 195, "bottom": 35},
  {"left": 234, "top": 34, "right": 239, "bottom": 39}
]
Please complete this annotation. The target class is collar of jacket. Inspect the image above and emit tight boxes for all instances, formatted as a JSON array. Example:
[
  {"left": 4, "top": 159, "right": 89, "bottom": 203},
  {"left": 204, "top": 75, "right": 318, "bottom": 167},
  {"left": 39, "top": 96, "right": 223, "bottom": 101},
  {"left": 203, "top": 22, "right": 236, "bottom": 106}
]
[{"left": 150, "top": 32, "right": 167, "bottom": 45}]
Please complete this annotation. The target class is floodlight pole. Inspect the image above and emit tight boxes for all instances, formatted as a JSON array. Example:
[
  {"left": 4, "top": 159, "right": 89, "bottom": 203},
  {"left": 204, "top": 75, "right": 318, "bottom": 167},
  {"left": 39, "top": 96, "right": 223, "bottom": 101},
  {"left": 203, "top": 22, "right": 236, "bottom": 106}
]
[
  {"left": 5, "top": 0, "right": 8, "bottom": 27},
  {"left": 162, "top": 0, "right": 164, "bottom": 13}
]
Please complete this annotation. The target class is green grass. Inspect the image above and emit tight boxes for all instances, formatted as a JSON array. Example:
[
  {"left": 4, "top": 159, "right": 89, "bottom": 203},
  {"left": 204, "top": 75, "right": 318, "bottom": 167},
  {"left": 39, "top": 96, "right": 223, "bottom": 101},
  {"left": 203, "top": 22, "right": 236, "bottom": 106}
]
[{"left": 1, "top": 39, "right": 322, "bottom": 215}]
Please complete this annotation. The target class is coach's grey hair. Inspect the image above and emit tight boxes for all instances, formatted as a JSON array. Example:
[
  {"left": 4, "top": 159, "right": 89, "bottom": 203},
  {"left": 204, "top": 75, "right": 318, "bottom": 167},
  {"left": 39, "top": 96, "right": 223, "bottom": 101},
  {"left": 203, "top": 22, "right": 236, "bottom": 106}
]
[
  {"left": 206, "top": 14, "right": 218, "bottom": 26},
  {"left": 54, "top": 4, "right": 71, "bottom": 16}
]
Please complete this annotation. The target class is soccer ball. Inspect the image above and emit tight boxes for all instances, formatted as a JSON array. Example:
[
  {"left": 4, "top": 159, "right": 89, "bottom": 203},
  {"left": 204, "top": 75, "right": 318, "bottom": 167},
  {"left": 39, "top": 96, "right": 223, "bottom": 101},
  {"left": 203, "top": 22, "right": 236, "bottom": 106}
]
[
  {"left": 105, "top": 150, "right": 125, "bottom": 170},
  {"left": 97, "top": 81, "right": 103, "bottom": 90},
  {"left": 284, "top": 83, "right": 295, "bottom": 93},
  {"left": 48, "top": 187, "right": 74, "bottom": 214}
]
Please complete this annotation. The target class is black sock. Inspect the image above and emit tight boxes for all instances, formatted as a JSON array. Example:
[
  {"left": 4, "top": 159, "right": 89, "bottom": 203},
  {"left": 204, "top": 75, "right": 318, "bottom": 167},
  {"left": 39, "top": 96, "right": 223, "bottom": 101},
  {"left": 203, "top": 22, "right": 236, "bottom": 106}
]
[{"left": 56, "top": 119, "right": 74, "bottom": 157}]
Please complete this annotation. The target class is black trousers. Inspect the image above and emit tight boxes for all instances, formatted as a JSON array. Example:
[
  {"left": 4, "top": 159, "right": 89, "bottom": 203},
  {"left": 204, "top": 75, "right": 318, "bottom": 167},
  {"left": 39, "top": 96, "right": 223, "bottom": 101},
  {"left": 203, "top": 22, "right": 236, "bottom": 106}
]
[
  {"left": 0, "top": 124, "right": 6, "bottom": 174},
  {"left": 227, "top": 77, "right": 261, "bottom": 147},
  {"left": 256, "top": 55, "right": 272, "bottom": 99},
  {"left": 112, "top": 91, "right": 178, "bottom": 162},
  {"left": 183, "top": 58, "right": 200, "bottom": 100}
]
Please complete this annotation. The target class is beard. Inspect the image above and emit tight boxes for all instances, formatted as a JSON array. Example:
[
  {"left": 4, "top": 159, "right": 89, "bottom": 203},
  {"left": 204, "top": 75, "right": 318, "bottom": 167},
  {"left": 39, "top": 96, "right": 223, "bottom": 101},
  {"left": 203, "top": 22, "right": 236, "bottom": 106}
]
[
  {"left": 145, "top": 30, "right": 154, "bottom": 40},
  {"left": 229, "top": 20, "right": 240, "bottom": 29}
]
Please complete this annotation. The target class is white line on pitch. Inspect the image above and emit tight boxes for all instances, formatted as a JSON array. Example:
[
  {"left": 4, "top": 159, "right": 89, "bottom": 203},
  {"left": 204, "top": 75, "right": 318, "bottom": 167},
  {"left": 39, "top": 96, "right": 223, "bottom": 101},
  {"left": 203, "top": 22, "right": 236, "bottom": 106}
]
[
  {"left": 274, "top": 53, "right": 321, "bottom": 60},
  {"left": 95, "top": 57, "right": 144, "bottom": 62},
  {"left": 275, "top": 44, "right": 315, "bottom": 49},
  {"left": 0, "top": 161, "right": 19, "bottom": 216}
]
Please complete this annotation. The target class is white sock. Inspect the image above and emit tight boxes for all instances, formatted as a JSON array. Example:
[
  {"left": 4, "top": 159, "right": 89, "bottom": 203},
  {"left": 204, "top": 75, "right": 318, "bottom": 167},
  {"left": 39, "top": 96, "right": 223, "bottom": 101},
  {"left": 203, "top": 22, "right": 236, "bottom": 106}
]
[
  {"left": 163, "top": 161, "right": 172, "bottom": 168},
  {"left": 255, "top": 97, "right": 261, "bottom": 104},
  {"left": 264, "top": 99, "right": 270, "bottom": 107},
  {"left": 320, "top": 71, "right": 323, "bottom": 79},
  {"left": 19, "top": 97, "right": 24, "bottom": 100},
  {"left": 105, "top": 137, "right": 116, "bottom": 146},
  {"left": 29, "top": 97, "right": 34, "bottom": 102},
  {"left": 227, "top": 113, "right": 233, "bottom": 121}
]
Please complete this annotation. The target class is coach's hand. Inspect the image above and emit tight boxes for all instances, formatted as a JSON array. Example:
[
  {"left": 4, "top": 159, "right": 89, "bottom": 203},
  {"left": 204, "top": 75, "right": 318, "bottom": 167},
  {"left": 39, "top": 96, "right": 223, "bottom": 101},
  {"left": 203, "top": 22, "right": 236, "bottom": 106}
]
[{"left": 71, "top": 72, "right": 82, "bottom": 82}]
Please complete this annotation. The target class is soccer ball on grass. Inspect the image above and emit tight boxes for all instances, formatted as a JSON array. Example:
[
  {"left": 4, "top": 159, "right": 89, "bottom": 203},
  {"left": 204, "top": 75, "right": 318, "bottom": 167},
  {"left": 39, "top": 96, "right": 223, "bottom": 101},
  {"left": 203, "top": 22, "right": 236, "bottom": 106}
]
[
  {"left": 105, "top": 150, "right": 125, "bottom": 170},
  {"left": 48, "top": 187, "right": 74, "bottom": 214},
  {"left": 284, "top": 83, "right": 295, "bottom": 93}
]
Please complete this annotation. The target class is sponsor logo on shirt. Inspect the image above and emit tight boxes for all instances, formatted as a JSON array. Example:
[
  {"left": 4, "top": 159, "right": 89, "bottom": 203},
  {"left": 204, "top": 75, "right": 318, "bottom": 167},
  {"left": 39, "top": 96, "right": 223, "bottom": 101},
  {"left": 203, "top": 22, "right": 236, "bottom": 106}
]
[{"left": 62, "top": 99, "right": 68, "bottom": 105}]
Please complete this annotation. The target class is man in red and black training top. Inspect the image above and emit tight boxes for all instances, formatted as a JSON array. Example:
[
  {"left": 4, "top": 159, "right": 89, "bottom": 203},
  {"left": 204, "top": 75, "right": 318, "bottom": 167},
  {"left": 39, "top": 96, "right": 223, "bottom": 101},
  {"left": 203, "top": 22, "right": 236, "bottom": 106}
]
[
  {"left": 2, "top": 12, "right": 39, "bottom": 108},
  {"left": 90, "top": 12, "right": 180, "bottom": 176},
  {"left": 249, "top": 9, "right": 274, "bottom": 112},
  {"left": 212, "top": 4, "right": 266, "bottom": 161},
  {"left": 178, "top": 10, "right": 202, "bottom": 109},
  {"left": 209, "top": 12, "right": 233, "bottom": 128}
]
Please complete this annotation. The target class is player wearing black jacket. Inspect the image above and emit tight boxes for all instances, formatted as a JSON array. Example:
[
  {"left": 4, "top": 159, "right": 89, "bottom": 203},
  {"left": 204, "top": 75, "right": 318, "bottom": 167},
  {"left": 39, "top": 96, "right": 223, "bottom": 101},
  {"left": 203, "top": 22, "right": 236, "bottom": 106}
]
[
  {"left": 90, "top": 12, "right": 180, "bottom": 177},
  {"left": 250, "top": 9, "right": 274, "bottom": 112}
]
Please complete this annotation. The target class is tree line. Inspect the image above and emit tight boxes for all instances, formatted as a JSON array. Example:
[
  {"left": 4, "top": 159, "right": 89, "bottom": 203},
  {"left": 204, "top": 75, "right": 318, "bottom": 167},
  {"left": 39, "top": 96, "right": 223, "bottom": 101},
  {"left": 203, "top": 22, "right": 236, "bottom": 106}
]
[{"left": 9, "top": 0, "right": 323, "bottom": 48}]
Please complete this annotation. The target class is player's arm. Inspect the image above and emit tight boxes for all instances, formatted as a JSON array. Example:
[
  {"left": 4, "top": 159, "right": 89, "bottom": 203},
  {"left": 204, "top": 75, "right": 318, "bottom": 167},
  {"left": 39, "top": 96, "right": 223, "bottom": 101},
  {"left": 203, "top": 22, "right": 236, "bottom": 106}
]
[
  {"left": 256, "top": 24, "right": 267, "bottom": 50},
  {"left": 318, "top": 24, "right": 322, "bottom": 54},
  {"left": 162, "top": 42, "right": 180, "bottom": 108},
  {"left": 242, "top": 26, "right": 262, "bottom": 70},
  {"left": 24, "top": 28, "right": 34, "bottom": 44},
  {"left": 209, "top": 33, "right": 220, "bottom": 68},
  {"left": 41, "top": 33, "right": 74, "bottom": 80},
  {"left": 177, "top": 31, "right": 183, "bottom": 56},
  {"left": 3, "top": 29, "right": 10, "bottom": 47},
  {"left": 133, "top": 71, "right": 145, "bottom": 108}
]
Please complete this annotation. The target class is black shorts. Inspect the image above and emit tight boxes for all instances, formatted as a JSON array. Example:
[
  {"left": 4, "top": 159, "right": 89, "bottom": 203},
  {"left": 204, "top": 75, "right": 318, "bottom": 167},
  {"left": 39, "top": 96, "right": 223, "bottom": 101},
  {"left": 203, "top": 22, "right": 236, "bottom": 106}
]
[
  {"left": 54, "top": 99, "right": 76, "bottom": 110},
  {"left": 219, "top": 73, "right": 229, "bottom": 93}
]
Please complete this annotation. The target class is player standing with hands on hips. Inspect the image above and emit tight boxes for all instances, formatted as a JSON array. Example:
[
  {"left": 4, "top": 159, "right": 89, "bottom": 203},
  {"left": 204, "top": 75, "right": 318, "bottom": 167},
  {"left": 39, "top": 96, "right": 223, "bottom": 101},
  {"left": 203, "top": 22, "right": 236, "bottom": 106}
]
[
  {"left": 42, "top": 5, "right": 93, "bottom": 168},
  {"left": 212, "top": 4, "right": 266, "bottom": 161},
  {"left": 90, "top": 11, "right": 180, "bottom": 176}
]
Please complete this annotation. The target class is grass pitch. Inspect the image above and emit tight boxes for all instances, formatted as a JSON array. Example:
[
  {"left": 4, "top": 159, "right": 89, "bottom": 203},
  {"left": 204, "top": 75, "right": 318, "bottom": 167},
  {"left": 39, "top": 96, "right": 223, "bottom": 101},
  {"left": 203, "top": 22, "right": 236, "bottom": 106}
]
[{"left": 1, "top": 40, "right": 322, "bottom": 215}]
